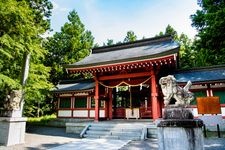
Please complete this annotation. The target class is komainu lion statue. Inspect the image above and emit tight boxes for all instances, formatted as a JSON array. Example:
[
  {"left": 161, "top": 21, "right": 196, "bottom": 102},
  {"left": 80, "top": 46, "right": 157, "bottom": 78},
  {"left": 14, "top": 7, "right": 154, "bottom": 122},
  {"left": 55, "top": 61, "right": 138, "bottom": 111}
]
[
  {"left": 4, "top": 90, "right": 22, "bottom": 111},
  {"left": 159, "top": 75, "right": 194, "bottom": 107}
]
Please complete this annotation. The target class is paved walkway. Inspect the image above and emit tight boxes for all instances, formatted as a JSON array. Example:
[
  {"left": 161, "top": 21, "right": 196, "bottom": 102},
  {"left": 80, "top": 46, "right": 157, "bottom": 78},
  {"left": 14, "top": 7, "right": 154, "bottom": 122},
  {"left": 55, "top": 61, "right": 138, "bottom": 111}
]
[
  {"left": 49, "top": 139, "right": 130, "bottom": 150},
  {"left": 0, "top": 126, "right": 225, "bottom": 150}
]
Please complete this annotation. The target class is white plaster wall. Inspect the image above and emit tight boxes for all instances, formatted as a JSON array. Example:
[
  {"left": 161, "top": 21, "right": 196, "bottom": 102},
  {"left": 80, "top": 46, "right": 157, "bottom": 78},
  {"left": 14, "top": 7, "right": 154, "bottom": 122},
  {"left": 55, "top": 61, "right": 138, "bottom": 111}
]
[
  {"left": 58, "top": 110, "right": 72, "bottom": 117},
  {"left": 191, "top": 108, "right": 199, "bottom": 117},
  {"left": 100, "top": 110, "right": 105, "bottom": 118},
  {"left": 221, "top": 107, "right": 225, "bottom": 116},
  {"left": 89, "top": 110, "right": 95, "bottom": 117},
  {"left": 192, "top": 107, "right": 225, "bottom": 117},
  {"left": 89, "top": 110, "right": 105, "bottom": 118},
  {"left": 73, "top": 110, "right": 88, "bottom": 117}
]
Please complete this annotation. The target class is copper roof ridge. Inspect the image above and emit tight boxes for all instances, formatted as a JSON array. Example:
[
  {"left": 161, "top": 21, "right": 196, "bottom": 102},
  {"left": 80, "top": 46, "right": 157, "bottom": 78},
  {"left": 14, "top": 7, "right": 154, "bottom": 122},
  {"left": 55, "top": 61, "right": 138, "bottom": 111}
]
[
  {"left": 176, "top": 64, "right": 225, "bottom": 73},
  {"left": 92, "top": 35, "right": 173, "bottom": 54}
]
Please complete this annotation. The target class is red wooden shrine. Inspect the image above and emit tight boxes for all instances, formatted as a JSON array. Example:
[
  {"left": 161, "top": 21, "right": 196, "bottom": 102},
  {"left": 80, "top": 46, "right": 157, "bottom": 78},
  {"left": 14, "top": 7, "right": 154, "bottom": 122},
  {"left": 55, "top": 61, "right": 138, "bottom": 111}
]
[{"left": 64, "top": 35, "right": 179, "bottom": 121}]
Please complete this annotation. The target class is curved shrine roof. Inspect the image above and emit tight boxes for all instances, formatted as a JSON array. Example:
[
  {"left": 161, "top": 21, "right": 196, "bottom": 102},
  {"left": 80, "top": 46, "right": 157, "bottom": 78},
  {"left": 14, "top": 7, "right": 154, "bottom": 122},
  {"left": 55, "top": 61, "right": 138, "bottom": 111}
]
[
  {"left": 174, "top": 66, "right": 225, "bottom": 83},
  {"left": 65, "top": 35, "right": 179, "bottom": 70},
  {"left": 53, "top": 79, "right": 94, "bottom": 93}
]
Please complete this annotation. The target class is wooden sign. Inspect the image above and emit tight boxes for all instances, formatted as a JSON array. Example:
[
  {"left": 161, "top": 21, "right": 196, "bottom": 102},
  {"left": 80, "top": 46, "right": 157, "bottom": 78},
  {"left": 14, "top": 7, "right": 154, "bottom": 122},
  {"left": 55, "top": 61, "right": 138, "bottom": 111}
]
[{"left": 197, "top": 97, "right": 221, "bottom": 114}]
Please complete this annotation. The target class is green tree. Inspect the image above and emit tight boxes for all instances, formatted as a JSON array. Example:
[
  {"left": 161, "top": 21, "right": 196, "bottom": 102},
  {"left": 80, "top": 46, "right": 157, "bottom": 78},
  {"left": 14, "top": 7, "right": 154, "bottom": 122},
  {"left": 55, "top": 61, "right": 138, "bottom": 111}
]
[
  {"left": 178, "top": 33, "right": 195, "bottom": 69},
  {"left": 123, "top": 31, "right": 137, "bottom": 43},
  {"left": 0, "top": 0, "right": 53, "bottom": 116},
  {"left": 156, "top": 25, "right": 178, "bottom": 39},
  {"left": 191, "top": 0, "right": 225, "bottom": 65},
  {"left": 165, "top": 25, "right": 178, "bottom": 39},
  {"left": 156, "top": 25, "right": 194, "bottom": 69},
  {"left": 103, "top": 39, "right": 114, "bottom": 46},
  {"left": 44, "top": 10, "right": 94, "bottom": 85}
]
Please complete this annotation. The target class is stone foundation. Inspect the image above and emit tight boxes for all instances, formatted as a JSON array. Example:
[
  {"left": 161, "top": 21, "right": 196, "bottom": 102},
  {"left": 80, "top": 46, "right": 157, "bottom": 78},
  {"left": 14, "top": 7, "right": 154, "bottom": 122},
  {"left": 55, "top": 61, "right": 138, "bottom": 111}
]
[
  {"left": 66, "top": 122, "right": 87, "bottom": 134},
  {"left": 0, "top": 117, "right": 27, "bottom": 146},
  {"left": 158, "top": 107, "right": 204, "bottom": 150},
  {"left": 163, "top": 107, "right": 193, "bottom": 119}
]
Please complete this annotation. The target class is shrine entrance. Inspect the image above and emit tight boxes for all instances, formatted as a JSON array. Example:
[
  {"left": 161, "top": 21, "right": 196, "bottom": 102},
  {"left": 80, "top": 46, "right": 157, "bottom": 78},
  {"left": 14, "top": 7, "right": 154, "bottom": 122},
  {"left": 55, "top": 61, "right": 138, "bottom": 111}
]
[
  {"left": 112, "top": 85, "right": 151, "bottom": 119},
  {"left": 65, "top": 36, "right": 179, "bottom": 121}
]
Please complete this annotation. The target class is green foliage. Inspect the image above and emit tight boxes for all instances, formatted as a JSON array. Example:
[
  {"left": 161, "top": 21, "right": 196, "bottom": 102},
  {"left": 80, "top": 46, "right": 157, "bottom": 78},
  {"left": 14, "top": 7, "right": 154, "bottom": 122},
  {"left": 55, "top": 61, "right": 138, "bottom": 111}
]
[
  {"left": 156, "top": 25, "right": 178, "bottom": 39},
  {"left": 44, "top": 10, "right": 94, "bottom": 85},
  {"left": 103, "top": 39, "right": 114, "bottom": 46},
  {"left": 191, "top": 0, "right": 225, "bottom": 66},
  {"left": 178, "top": 33, "right": 195, "bottom": 69},
  {"left": 156, "top": 25, "right": 194, "bottom": 69},
  {"left": 0, "top": 0, "right": 53, "bottom": 116},
  {"left": 27, "top": 114, "right": 56, "bottom": 126},
  {"left": 124, "top": 31, "right": 137, "bottom": 43}
]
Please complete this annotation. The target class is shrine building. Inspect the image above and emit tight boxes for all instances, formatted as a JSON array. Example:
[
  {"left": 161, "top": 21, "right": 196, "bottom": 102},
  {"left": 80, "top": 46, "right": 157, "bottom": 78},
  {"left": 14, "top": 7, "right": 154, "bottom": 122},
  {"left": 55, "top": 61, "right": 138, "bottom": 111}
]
[{"left": 53, "top": 35, "right": 225, "bottom": 121}]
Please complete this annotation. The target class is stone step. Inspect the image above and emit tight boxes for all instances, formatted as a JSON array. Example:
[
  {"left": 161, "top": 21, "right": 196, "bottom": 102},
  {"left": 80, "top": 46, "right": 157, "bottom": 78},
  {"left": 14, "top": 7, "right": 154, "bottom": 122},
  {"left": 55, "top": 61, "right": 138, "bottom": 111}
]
[
  {"left": 147, "top": 127, "right": 158, "bottom": 138},
  {"left": 90, "top": 123, "right": 145, "bottom": 128},
  {"left": 80, "top": 121, "right": 157, "bottom": 141},
  {"left": 83, "top": 134, "right": 120, "bottom": 140},
  {"left": 88, "top": 126, "right": 143, "bottom": 132},
  {"left": 86, "top": 130, "right": 141, "bottom": 136},
  {"left": 83, "top": 134, "right": 141, "bottom": 141}
]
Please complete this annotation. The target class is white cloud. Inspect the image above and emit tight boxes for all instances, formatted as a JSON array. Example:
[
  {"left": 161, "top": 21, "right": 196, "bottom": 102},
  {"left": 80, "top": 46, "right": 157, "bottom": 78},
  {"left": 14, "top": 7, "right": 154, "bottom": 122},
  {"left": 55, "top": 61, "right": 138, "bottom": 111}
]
[{"left": 51, "top": 1, "right": 69, "bottom": 13}]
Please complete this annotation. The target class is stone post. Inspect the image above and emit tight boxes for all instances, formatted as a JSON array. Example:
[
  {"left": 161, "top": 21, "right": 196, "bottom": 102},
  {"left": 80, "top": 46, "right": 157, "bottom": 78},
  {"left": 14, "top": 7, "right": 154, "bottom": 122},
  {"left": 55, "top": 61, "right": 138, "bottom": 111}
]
[
  {"left": 157, "top": 108, "right": 204, "bottom": 150},
  {"left": 0, "top": 117, "right": 27, "bottom": 146},
  {"left": 158, "top": 75, "right": 204, "bottom": 150},
  {"left": 0, "top": 90, "right": 27, "bottom": 146}
]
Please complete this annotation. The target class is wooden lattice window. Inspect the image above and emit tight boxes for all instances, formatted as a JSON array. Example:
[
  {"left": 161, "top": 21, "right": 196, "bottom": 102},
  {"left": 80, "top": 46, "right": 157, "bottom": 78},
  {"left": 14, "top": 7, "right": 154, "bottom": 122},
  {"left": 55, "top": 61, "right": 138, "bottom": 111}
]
[
  {"left": 213, "top": 90, "right": 225, "bottom": 104},
  {"left": 74, "top": 97, "right": 87, "bottom": 108},
  {"left": 59, "top": 97, "right": 71, "bottom": 108}
]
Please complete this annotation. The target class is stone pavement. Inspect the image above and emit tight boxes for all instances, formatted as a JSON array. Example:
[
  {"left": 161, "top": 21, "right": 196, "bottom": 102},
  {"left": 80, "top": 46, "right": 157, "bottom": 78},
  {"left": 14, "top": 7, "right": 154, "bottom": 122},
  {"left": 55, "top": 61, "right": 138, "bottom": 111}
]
[
  {"left": 49, "top": 139, "right": 130, "bottom": 150},
  {"left": 0, "top": 126, "right": 225, "bottom": 150}
]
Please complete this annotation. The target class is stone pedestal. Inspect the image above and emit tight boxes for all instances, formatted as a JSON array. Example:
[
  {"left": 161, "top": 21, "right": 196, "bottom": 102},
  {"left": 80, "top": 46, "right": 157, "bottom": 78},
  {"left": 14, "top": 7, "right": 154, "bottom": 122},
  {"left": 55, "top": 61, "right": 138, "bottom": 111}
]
[
  {"left": 157, "top": 108, "right": 204, "bottom": 150},
  {"left": 0, "top": 117, "right": 27, "bottom": 146},
  {"left": 163, "top": 107, "right": 194, "bottom": 119}
]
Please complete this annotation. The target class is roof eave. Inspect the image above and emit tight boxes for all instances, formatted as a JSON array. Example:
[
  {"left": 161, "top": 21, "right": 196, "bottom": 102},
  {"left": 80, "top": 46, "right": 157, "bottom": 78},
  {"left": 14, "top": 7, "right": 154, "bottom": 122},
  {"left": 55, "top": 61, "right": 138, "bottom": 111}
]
[{"left": 65, "top": 47, "right": 179, "bottom": 70}]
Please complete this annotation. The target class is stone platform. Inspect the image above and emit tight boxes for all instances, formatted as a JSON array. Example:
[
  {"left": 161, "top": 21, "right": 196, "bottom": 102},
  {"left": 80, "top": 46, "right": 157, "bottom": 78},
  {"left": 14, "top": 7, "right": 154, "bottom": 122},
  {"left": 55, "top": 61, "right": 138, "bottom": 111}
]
[
  {"left": 0, "top": 117, "right": 27, "bottom": 146},
  {"left": 158, "top": 107, "right": 204, "bottom": 150}
]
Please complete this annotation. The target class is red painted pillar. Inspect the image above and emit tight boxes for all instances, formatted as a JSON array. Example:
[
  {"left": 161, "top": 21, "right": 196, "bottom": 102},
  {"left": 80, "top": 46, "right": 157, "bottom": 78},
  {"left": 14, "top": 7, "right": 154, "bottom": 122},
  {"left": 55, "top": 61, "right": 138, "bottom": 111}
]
[
  {"left": 94, "top": 78, "right": 99, "bottom": 122},
  {"left": 151, "top": 70, "right": 161, "bottom": 120},
  {"left": 108, "top": 88, "right": 113, "bottom": 120},
  {"left": 104, "top": 89, "right": 109, "bottom": 119}
]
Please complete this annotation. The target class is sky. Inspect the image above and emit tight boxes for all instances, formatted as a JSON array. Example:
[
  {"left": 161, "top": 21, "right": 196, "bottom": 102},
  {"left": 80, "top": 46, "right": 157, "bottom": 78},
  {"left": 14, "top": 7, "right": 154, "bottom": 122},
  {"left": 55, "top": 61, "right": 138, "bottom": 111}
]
[{"left": 49, "top": 0, "right": 200, "bottom": 45}]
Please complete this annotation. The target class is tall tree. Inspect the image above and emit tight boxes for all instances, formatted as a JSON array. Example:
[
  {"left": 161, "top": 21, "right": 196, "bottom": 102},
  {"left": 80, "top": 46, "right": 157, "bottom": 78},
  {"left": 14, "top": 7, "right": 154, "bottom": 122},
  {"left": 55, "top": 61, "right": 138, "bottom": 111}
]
[
  {"left": 103, "top": 39, "right": 114, "bottom": 46},
  {"left": 156, "top": 25, "right": 178, "bottom": 39},
  {"left": 44, "top": 10, "right": 94, "bottom": 85},
  {"left": 123, "top": 31, "right": 137, "bottom": 43},
  {"left": 156, "top": 25, "right": 194, "bottom": 69},
  {"left": 0, "top": 0, "right": 53, "bottom": 116},
  {"left": 178, "top": 33, "right": 195, "bottom": 69},
  {"left": 191, "top": 0, "right": 225, "bottom": 65}
]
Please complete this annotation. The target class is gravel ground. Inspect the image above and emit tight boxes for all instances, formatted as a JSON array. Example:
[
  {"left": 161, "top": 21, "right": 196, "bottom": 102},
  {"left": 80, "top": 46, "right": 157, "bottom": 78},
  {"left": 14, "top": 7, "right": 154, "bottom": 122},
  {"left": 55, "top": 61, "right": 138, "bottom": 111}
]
[{"left": 0, "top": 126, "right": 225, "bottom": 150}]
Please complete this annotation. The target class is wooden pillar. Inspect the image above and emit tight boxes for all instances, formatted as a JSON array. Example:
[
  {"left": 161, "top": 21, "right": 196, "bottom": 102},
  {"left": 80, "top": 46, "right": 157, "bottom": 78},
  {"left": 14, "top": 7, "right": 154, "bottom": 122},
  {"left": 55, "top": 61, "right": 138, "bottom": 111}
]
[
  {"left": 206, "top": 84, "right": 213, "bottom": 96},
  {"left": 105, "top": 88, "right": 109, "bottom": 119},
  {"left": 108, "top": 88, "right": 113, "bottom": 120},
  {"left": 94, "top": 78, "right": 99, "bottom": 122},
  {"left": 71, "top": 96, "right": 74, "bottom": 117},
  {"left": 151, "top": 70, "right": 161, "bottom": 120}
]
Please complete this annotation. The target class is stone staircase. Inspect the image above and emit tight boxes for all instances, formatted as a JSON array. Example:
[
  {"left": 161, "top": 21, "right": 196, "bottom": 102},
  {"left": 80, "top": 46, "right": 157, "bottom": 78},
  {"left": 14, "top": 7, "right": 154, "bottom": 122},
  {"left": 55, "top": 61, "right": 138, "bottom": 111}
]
[{"left": 80, "top": 122, "right": 157, "bottom": 141}]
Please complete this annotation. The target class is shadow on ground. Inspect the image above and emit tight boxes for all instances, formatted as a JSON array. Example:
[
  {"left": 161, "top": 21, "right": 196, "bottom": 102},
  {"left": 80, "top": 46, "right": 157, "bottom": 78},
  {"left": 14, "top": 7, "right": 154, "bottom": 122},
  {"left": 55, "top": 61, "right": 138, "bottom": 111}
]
[{"left": 26, "top": 125, "right": 80, "bottom": 138}]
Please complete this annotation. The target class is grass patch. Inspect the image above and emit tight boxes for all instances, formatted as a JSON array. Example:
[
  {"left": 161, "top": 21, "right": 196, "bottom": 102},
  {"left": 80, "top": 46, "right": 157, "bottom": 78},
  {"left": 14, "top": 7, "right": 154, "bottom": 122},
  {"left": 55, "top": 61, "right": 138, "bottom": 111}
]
[{"left": 27, "top": 114, "right": 57, "bottom": 126}]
